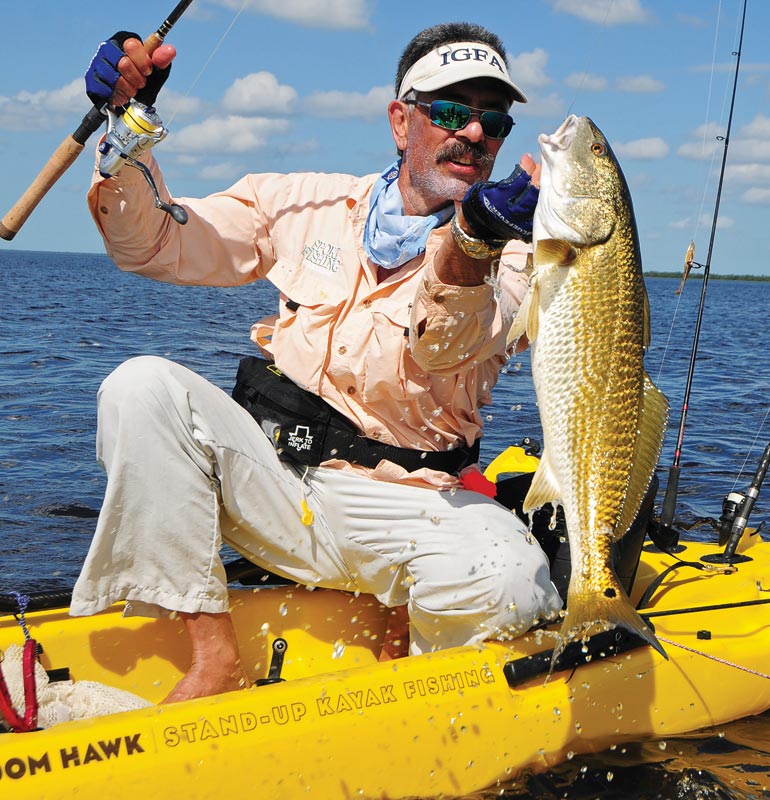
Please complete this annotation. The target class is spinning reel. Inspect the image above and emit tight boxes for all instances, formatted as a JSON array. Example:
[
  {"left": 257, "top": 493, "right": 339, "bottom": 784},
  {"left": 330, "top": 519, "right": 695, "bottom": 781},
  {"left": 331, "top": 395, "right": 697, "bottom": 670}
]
[{"left": 98, "top": 101, "right": 188, "bottom": 225}]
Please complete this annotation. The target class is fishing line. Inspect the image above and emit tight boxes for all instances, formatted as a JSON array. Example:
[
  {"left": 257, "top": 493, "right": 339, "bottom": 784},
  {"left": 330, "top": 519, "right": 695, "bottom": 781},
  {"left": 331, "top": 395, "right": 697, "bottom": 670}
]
[
  {"left": 656, "top": 0, "right": 748, "bottom": 539},
  {"left": 564, "top": 0, "right": 616, "bottom": 117},
  {"left": 166, "top": 0, "right": 251, "bottom": 126},
  {"left": 657, "top": 635, "right": 770, "bottom": 680},
  {"left": 732, "top": 405, "right": 770, "bottom": 492},
  {"left": 654, "top": 0, "right": 729, "bottom": 386}
]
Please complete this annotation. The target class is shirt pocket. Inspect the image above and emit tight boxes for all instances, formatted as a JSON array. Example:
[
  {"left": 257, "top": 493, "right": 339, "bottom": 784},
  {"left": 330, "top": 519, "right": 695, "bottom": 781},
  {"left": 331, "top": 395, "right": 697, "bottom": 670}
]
[
  {"left": 264, "top": 258, "right": 350, "bottom": 385},
  {"left": 363, "top": 306, "right": 431, "bottom": 403}
]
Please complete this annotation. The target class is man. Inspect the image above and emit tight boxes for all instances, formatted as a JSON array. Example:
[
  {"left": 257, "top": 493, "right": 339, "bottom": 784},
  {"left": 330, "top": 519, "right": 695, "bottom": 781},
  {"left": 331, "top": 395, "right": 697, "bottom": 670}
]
[{"left": 71, "top": 22, "right": 563, "bottom": 703}]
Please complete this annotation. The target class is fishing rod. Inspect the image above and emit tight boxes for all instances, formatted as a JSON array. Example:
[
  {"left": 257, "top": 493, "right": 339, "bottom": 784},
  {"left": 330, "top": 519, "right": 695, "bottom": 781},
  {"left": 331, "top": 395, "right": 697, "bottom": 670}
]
[
  {"left": 654, "top": 0, "right": 748, "bottom": 549},
  {"left": 0, "top": 0, "right": 194, "bottom": 242}
]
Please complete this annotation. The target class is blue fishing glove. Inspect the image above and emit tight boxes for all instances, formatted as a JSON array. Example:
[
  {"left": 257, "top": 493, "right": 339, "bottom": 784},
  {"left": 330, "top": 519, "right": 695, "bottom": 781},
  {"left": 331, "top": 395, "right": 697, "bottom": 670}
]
[
  {"left": 85, "top": 31, "right": 171, "bottom": 108},
  {"left": 461, "top": 164, "right": 539, "bottom": 244}
]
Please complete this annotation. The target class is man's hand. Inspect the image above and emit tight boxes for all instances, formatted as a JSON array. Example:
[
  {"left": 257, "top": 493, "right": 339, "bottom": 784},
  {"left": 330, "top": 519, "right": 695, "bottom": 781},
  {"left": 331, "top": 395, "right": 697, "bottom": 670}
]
[
  {"left": 85, "top": 32, "right": 176, "bottom": 109},
  {"left": 461, "top": 155, "right": 540, "bottom": 244}
]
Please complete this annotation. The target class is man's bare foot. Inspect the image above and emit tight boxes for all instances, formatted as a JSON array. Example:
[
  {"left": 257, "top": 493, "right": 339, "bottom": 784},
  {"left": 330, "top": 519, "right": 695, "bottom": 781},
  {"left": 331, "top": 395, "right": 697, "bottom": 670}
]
[
  {"left": 379, "top": 605, "right": 410, "bottom": 661},
  {"left": 163, "top": 663, "right": 250, "bottom": 703},
  {"left": 162, "top": 611, "right": 251, "bottom": 703}
]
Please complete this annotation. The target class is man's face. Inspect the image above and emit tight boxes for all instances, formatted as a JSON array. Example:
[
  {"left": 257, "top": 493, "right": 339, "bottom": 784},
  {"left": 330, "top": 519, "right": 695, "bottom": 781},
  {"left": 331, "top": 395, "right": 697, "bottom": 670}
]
[{"left": 390, "top": 78, "right": 511, "bottom": 215}]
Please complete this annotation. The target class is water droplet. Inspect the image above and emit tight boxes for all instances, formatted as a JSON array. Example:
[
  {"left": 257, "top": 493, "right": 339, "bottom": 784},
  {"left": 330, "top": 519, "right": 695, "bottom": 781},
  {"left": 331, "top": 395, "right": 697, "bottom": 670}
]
[
  {"left": 659, "top": 741, "right": 667, "bottom": 750},
  {"left": 278, "top": 602, "right": 288, "bottom": 617},
  {"left": 427, "top": 343, "right": 439, "bottom": 352},
  {"left": 606, "top": 771, "right": 614, "bottom": 782},
  {"left": 566, "top": 751, "right": 574, "bottom": 760},
  {"left": 332, "top": 640, "right": 345, "bottom": 659},
  {"left": 431, "top": 406, "right": 443, "bottom": 417},
  {"left": 431, "top": 515, "right": 440, "bottom": 525},
  {"left": 408, "top": 539, "right": 417, "bottom": 551}
]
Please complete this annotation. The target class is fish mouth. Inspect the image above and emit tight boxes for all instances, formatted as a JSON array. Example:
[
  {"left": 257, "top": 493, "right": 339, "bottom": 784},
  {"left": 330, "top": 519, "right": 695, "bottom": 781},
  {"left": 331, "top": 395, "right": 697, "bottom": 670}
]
[{"left": 538, "top": 115, "right": 580, "bottom": 167}]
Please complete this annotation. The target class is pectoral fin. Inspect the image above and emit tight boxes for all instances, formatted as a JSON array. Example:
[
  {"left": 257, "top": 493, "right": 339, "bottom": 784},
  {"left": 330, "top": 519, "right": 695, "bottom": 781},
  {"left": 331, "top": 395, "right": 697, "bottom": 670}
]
[
  {"left": 507, "top": 274, "right": 541, "bottom": 346},
  {"left": 522, "top": 449, "right": 561, "bottom": 514},
  {"left": 535, "top": 239, "right": 578, "bottom": 267}
]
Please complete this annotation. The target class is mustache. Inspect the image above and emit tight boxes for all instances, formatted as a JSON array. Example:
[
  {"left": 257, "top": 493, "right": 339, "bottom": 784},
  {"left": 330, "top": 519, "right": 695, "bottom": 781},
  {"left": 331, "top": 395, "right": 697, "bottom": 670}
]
[{"left": 435, "top": 141, "right": 495, "bottom": 168}]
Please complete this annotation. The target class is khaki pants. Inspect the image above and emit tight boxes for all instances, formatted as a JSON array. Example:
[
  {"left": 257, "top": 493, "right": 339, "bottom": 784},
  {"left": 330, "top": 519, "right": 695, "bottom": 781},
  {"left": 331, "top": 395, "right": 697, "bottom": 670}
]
[{"left": 70, "top": 356, "right": 561, "bottom": 655}]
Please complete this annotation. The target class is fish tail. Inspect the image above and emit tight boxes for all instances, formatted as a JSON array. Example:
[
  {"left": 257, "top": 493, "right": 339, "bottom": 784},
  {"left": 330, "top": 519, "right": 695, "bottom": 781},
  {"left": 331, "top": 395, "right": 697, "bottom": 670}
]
[{"left": 550, "top": 583, "right": 667, "bottom": 670}]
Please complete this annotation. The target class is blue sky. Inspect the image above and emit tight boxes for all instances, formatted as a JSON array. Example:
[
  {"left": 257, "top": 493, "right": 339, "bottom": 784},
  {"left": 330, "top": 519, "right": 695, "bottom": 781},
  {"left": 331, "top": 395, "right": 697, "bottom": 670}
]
[{"left": 1, "top": 0, "right": 768, "bottom": 276}]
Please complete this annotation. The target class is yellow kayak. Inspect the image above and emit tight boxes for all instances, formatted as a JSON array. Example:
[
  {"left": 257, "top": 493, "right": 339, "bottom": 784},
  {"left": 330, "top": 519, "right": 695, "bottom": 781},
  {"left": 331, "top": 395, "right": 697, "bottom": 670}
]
[{"left": 1, "top": 529, "right": 769, "bottom": 799}]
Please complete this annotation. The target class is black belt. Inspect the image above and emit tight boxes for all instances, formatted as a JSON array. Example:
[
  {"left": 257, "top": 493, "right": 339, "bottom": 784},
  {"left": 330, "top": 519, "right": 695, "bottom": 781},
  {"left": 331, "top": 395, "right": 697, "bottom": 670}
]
[
  {"left": 232, "top": 355, "right": 480, "bottom": 475},
  {"left": 327, "top": 433, "right": 480, "bottom": 474}
]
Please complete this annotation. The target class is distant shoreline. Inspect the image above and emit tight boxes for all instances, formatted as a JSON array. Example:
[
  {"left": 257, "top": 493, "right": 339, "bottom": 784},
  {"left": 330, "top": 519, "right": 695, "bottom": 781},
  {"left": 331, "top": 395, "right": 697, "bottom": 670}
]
[
  {"left": 645, "top": 271, "right": 770, "bottom": 282},
  {"left": 3, "top": 249, "right": 769, "bottom": 281}
]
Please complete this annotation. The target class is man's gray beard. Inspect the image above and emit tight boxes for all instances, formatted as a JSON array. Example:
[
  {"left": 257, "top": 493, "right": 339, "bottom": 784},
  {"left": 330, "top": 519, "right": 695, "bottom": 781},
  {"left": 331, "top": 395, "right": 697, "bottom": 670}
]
[{"left": 405, "top": 141, "right": 495, "bottom": 208}]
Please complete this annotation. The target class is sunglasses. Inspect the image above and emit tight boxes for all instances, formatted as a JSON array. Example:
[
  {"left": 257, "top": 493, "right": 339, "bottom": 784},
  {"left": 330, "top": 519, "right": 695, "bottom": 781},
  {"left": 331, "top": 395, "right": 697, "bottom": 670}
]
[{"left": 404, "top": 99, "right": 515, "bottom": 139}]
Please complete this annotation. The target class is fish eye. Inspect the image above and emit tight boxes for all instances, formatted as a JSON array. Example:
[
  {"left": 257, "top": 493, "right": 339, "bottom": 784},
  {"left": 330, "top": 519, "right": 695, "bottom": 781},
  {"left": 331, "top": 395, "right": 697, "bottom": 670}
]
[{"left": 591, "top": 141, "right": 606, "bottom": 156}]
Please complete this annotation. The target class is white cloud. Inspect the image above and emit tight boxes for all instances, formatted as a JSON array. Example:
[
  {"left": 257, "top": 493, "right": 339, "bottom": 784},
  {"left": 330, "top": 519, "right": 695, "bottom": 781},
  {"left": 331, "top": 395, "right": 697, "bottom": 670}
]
[
  {"left": 615, "top": 75, "right": 664, "bottom": 93},
  {"left": 677, "top": 13, "right": 707, "bottom": 28},
  {"left": 304, "top": 85, "right": 392, "bottom": 119},
  {"left": 0, "top": 78, "right": 83, "bottom": 131},
  {"left": 167, "top": 115, "right": 290, "bottom": 153},
  {"left": 548, "top": 0, "right": 651, "bottom": 25},
  {"left": 161, "top": 90, "right": 206, "bottom": 118},
  {"left": 199, "top": 161, "right": 244, "bottom": 181},
  {"left": 514, "top": 92, "right": 565, "bottom": 118},
  {"left": 508, "top": 49, "right": 551, "bottom": 90},
  {"left": 742, "top": 187, "right": 770, "bottom": 204},
  {"left": 613, "top": 137, "right": 669, "bottom": 159},
  {"left": 222, "top": 72, "right": 297, "bottom": 114},
  {"left": 668, "top": 215, "right": 732, "bottom": 231},
  {"left": 740, "top": 113, "right": 770, "bottom": 138},
  {"left": 678, "top": 138, "right": 721, "bottom": 161},
  {"left": 564, "top": 72, "right": 608, "bottom": 91},
  {"left": 210, "top": 0, "right": 371, "bottom": 29},
  {"left": 728, "top": 164, "right": 770, "bottom": 183}
]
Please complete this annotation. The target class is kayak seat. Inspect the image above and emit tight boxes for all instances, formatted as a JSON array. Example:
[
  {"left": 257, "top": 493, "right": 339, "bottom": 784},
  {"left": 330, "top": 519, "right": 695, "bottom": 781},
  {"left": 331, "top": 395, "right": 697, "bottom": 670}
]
[
  {"left": 494, "top": 474, "right": 658, "bottom": 601},
  {"left": 225, "top": 558, "right": 296, "bottom": 587}
]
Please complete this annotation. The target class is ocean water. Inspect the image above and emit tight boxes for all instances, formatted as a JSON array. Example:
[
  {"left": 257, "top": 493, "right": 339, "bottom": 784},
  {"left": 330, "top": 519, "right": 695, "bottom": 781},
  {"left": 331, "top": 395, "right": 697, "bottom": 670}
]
[{"left": 2, "top": 249, "right": 770, "bottom": 798}]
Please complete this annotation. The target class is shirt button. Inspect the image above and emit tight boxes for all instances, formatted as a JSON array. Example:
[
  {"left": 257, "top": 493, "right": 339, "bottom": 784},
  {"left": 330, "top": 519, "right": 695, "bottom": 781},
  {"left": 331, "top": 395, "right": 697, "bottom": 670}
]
[
  {"left": 346, "top": 386, "right": 356, "bottom": 395},
  {"left": 338, "top": 345, "right": 347, "bottom": 355}
]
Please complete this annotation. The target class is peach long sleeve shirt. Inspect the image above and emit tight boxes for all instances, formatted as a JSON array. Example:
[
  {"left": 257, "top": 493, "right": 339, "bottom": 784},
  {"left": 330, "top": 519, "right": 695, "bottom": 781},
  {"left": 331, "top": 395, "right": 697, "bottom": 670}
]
[{"left": 87, "top": 154, "right": 531, "bottom": 486}]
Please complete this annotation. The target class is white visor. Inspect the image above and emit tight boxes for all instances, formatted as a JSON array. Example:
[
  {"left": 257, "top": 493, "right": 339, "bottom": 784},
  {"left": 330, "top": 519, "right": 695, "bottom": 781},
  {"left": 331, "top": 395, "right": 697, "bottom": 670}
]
[{"left": 397, "top": 41, "right": 526, "bottom": 104}]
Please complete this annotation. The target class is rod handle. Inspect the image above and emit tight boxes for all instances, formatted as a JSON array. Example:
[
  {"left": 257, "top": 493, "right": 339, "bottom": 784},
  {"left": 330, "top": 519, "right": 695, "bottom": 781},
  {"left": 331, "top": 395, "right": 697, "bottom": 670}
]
[
  {"left": 0, "top": 136, "right": 85, "bottom": 241},
  {"left": 659, "top": 465, "right": 681, "bottom": 529}
]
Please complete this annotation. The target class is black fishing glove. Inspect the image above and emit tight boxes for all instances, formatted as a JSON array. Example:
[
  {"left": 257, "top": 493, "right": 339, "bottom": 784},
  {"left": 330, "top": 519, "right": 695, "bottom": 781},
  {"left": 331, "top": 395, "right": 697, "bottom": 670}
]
[
  {"left": 85, "top": 31, "right": 172, "bottom": 108},
  {"left": 461, "top": 165, "right": 539, "bottom": 244}
]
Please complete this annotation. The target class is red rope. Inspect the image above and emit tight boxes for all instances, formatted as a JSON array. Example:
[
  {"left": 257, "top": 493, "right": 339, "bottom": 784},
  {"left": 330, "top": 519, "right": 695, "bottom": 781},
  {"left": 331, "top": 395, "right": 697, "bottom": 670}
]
[{"left": 0, "top": 639, "right": 39, "bottom": 732}]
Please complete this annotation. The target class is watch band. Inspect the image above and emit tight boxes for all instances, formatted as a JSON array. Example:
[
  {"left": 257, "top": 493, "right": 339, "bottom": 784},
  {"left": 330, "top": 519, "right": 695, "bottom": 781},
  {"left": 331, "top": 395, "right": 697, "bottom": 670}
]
[{"left": 450, "top": 215, "right": 507, "bottom": 260}]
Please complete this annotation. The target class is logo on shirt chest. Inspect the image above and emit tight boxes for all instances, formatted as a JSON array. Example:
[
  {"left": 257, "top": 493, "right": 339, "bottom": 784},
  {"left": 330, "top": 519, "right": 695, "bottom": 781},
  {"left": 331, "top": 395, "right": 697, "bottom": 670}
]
[{"left": 302, "top": 239, "right": 341, "bottom": 273}]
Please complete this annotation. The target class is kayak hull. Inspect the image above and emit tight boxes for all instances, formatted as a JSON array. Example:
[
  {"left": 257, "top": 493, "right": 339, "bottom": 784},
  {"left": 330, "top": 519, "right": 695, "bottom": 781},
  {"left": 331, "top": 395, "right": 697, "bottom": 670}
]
[{"left": 2, "top": 534, "right": 770, "bottom": 799}]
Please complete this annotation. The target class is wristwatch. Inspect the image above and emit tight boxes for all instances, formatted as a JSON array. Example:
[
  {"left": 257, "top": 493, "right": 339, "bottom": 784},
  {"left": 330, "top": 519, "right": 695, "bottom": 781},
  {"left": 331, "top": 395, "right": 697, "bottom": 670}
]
[{"left": 450, "top": 215, "right": 507, "bottom": 260}]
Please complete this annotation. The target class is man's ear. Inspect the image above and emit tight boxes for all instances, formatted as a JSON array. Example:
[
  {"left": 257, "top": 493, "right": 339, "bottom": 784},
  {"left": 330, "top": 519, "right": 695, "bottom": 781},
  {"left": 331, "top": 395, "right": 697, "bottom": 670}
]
[{"left": 388, "top": 100, "right": 409, "bottom": 152}]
